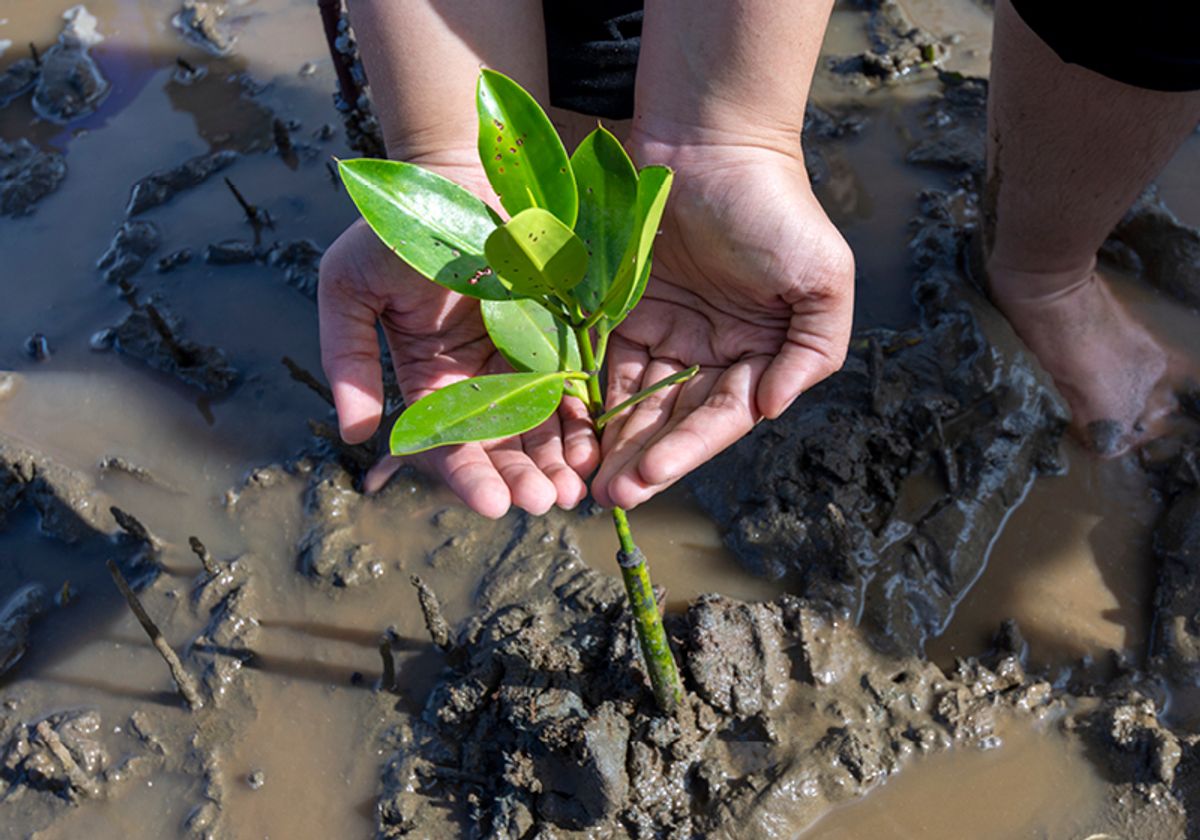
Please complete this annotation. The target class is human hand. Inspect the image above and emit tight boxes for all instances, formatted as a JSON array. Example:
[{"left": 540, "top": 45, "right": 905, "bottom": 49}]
[
  {"left": 591, "top": 140, "right": 855, "bottom": 510},
  {"left": 318, "top": 162, "right": 599, "bottom": 518}
]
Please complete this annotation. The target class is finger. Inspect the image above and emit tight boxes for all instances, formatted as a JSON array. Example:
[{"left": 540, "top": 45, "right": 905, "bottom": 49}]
[
  {"left": 422, "top": 444, "right": 512, "bottom": 519},
  {"left": 522, "top": 411, "right": 588, "bottom": 510},
  {"left": 757, "top": 309, "right": 851, "bottom": 420},
  {"left": 318, "top": 267, "right": 384, "bottom": 444},
  {"left": 592, "top": 359, "right": 685, "bottom": 508},
  {"left": 485, "top": 438, "right": 558, "bottom": 516},
  {"left": 559, "top": 396, "right": 600, "bottom": 479},
  {"left": 363, "top": 455, "right": 404, "bottom": 494},
  {"left": 606, "top": 358, "right": 766, "bottom": 510}
]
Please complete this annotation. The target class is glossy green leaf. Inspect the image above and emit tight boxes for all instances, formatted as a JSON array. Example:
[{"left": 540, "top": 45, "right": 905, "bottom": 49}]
[
  {"left": 482, "top": 298, "right": 581, "bottom": 373},
  {"left": 390, "top": 372, "right": 570, "bottom": 455},
  {"left": 484, "top": 207, "right": 588, "bottom": 299},
  {"left": 476, "top": 69, "right": 577, "bottom": 226},
  {"left": 570, "top": 126, "right": 638, "bottom": 313},
  {"left": 601, "top": 165, "right": 673, "bottom": 322},
  {"left": 338, "top": 158, "right": 511, "bottom": 300}
]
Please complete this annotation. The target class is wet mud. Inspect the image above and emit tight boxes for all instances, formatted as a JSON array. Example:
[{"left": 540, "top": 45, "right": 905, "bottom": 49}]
[{"left": 1, "top": 1, "right": 1200, "bottom": 839}]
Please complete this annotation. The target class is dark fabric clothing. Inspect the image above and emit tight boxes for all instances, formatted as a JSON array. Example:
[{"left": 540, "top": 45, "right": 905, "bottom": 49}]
[
  {"left": 543, "top": 2, "right": 643, "bottom": 119},
  {"left": 1007, "top": 2, "right": 1200, "bottom": 92},
  {"left": 542, "top": 2, "right": 1200, "bottom": 120}
]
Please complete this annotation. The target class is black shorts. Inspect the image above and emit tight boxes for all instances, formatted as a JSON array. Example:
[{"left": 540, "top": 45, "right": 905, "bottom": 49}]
[
  {"left": 545, "top": 2, "right": 1200, "bottom": 120},
  {"left": 1010, "top": 2, "right": 1200, "bottom": 93}
]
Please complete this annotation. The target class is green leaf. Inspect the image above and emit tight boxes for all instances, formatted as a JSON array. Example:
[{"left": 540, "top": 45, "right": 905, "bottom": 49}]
[
  {"left": 338, "top": 158, "right": 511, "bottom": 300},
  {"left": 476, "top": 69, "right": 577, "bottom": 226},
  {"left": 570, "top": 126, "right": 638, "bottom": 313},
  {"left": 390, "top": 372, "right": 570, "bottom": 455},
  {"left": 601, "top": 165, "right": 673, "bottom": 322},
  {"left": 482, "top": 298, "right": 581, "bottom": 373},
  {"left": 484, "top": 207, "right": 588, "bottom": 299}
]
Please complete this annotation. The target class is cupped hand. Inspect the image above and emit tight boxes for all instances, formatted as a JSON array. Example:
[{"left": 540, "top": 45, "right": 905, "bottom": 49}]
[
  {"left": 318, "top": 163, "right": 599, "bottom": 518},
  {"left": 591, "top": 141, "right": 855, "bottom": 510}
]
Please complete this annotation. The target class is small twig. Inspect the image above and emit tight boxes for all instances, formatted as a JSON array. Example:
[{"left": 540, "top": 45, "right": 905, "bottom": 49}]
[
  {"left": 273, "top": 118, "right": 298, "bottom": 167},
  {"left": 223, "top": 177, "right": 272, "bottom": 231},
  {"left": 110, "top": 506, "right": 157, "bottom": 548},
  {"left": 34, "top": 721, "right": 100, "bottom": 798},
  {"left": 410, "top": 575, "right": 451, "bottom": 652},
  {"left": 106, "top": 559, "right": 204, "bottom": 711},
  {"left": 378, "top": 636, "right": 396, "bottom": 692},
  {"left": 188, "top": 536, "right": 221, "bottom": 578},
  {"left": 29, "top": 43, "right": 41, "bottom": 67},
  {"left": 282, "top": 356, "right": 334, "bottom": 407},
  {"left": 144, "top": 303, "right": 195, "bottom": 368}
]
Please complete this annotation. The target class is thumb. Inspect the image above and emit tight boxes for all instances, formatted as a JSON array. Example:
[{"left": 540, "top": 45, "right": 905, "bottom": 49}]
[{"left": 318, "top": 258, "right": 384, "bottom": 444}]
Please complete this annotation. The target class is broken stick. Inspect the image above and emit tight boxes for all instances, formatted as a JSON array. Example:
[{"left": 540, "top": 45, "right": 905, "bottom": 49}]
[{"left": 106, "top": 559, "right": 203, "bottom": 711}]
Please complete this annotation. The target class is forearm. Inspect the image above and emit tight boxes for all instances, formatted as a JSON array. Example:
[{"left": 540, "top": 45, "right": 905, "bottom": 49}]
[
  {"left": 633, "top": 0, "right": 834, "bottom": 152},
  {"left": 346, "top": 0, "right": 547, "bottom": 162}
]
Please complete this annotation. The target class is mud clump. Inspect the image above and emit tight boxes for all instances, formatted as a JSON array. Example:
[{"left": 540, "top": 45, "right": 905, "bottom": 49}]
[
  {"left": 202, "top": 238, "right": 322, "bottom": 298},
  {"left": 377, "top": 514, "right": 1061, "bottom": 839},
  {"left": 0, "top": 709, "right": 109, "bottom": 801},
  {"left": 297, "top": 461, "right": 387, "bottom": 587},
  {"left": 109, "top": 302, "right": 239, "bottom": 395},
  {"left": 0, "top": 433, "right": 119, "bottom": 543},
  {"left": 31, "top": 5, "right": 110, "bottom": 124},
  {"left": 829, "top": 0, "right": 946, "bottom": 85},
  {"left": 1110, "top": 189, "right": 1200, "bottom": 310},
  {"left": 0, "top": 59, "right": 39, "bottom": 109},
  {"left": 95, "top": 220, "right": 161, "bottom": 284},
  {"left": 173, "top": 0, "right": 236, "bottom": 56},
  {"left": 0, "top": 139, "right": 67, "bottom": 217},
  {"left": 0, "top": 584, "right": 47, "bottom": 677},
  {"left": 906, "top": 73, "right": 987, "bottom": 172},
  {"left": 125, "top": 149, "right": 239, "bottom": 216}
]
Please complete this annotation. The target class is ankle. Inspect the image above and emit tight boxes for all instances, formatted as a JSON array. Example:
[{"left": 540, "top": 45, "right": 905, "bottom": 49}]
[{"left": 985, "top": 255, "right": 1097, "bottom": 306}]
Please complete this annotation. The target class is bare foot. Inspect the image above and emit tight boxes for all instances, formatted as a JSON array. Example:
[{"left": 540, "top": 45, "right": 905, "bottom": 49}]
[{"left": 988, "top": 264, "right": 1180, "bottom": 456}]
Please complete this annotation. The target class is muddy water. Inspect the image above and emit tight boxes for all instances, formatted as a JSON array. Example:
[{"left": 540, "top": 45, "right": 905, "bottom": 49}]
[
  {"left": 1, "top": 0, "right": 1199, "bottom": 837},
  {"left": 803, "top": 717, "right": 1109, "bottom": 839}
]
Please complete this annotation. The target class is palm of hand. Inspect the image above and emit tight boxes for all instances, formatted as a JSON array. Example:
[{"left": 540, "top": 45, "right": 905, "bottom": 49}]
[
  {"left": 319, "top": 218, "right": 598, "bottom": 518},
  {"left": 591, "top": 151, "right": 854, "bottom": 509}
]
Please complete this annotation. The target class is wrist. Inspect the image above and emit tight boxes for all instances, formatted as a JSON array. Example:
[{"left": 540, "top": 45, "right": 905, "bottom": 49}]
[
  {"left": 626, "top": 122, "right": 809, "bottom": 183},
  {"left": 629, "top": 109, "right": 804, "bottom": 163}
]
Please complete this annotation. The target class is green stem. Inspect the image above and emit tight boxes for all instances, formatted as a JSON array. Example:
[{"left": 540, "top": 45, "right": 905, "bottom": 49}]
[
  {"left": 595, "top": 365, "right": 700, "bottom": 429},
  {"left": 573, "top": 323, "right": 684, "bottom": 713},
  {"left": 574, "top": 323, "right": 605, "bottom": 413},
  {"left": 612, "top": 507, "right": 684, "bottom": 712}
]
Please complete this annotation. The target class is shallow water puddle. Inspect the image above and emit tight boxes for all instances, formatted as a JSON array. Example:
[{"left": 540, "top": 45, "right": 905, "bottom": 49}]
[{"left": 802, "top": 718, "right": 1109, "bottom": 839}]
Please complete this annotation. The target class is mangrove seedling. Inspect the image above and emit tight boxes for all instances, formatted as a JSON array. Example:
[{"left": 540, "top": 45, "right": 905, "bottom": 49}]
[{"left": 338, "top": 69, "right": 693, "bottom": 712}]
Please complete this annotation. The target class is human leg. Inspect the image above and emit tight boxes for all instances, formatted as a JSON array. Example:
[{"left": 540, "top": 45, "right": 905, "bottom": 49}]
[{"left": 986, "top": 0, "right": 1200, "bottom": 454}]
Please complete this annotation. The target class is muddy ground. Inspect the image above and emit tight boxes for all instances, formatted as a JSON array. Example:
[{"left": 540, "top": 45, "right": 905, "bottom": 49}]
[{"left": 3, "top": 1, "right": 1200, "bottom": 839}]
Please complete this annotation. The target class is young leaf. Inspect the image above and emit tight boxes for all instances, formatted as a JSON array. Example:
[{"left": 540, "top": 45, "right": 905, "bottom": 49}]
[
  {"left": 600, "top": 165, "right": 674, "bottom": 322},
  {"left": 477, "top": 69, "right": 578, "bottom": 227},
  {"left": 570, "top": 126, "right": 638, "bottom": 313},
  {"left": 338, "top": 158, "right": 511, "bottom": 300},
  {"left": 484, "top": 207, "right": 588, "bottom": 299},
  {"left": 390, "top": 372, "right": 571, "bottom": 455},
  {"left": 482, "top": 298, "right": 581, "bottom": 373}
]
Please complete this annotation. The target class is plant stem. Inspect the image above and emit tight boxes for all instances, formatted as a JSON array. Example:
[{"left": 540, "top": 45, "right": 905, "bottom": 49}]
[
  {"left": 595, "top": 365, "right": 700, "bottom": 429},
  {"left": 574, "top": 324, "right": 605, "bottom": 410},
  {"left": 612, "top": 507, "right": 684, "bottom": 712},
  {"left": 573, "top": 323, "right": 684, "bottom": 713}
]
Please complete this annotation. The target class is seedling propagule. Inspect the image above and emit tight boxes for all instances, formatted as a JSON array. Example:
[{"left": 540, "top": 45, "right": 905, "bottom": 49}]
[{"left": 338, "top": 69, "right": 695, "bottom": 712}]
